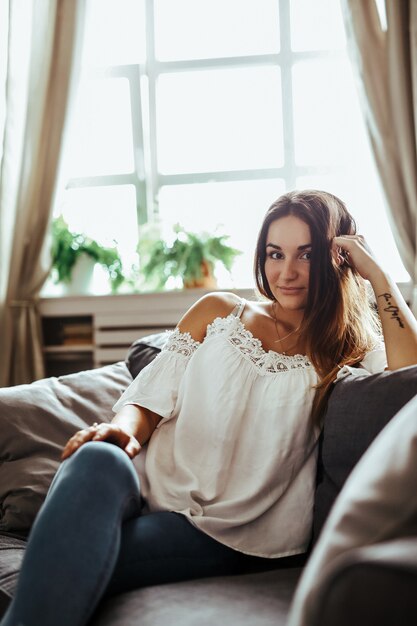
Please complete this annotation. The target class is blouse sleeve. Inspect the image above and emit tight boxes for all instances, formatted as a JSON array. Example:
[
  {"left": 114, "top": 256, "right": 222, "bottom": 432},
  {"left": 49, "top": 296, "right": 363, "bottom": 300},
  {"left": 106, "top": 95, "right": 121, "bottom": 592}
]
[
  {"left": 112, "top": 329, "right": 201, "bottom": 424},
  {"left": 358, "top": 341, "right": 387, "bottom": 374},
  {"left": 334, "top": 341, "right": 387, "bottom": 383}
]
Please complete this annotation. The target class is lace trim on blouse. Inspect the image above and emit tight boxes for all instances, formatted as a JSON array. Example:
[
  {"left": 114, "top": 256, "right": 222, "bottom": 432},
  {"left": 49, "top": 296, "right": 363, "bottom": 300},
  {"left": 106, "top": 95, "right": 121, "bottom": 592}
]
[
  {"left": 163, "top": 314, "right": 312, "bottom": 373},
  {"left": 163, "top": 328, "right": 201, "bottom": 357},
  {"left": 208, "top": 315, "right": 312, "bottom": 374}
]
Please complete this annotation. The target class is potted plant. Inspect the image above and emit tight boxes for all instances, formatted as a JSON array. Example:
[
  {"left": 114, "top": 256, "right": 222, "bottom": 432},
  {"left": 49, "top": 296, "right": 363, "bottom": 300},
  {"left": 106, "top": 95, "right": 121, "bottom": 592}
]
[
  {"left": 51, "top": 216, "right": 125, "bottom": 294},
  {"left": 137, "top": 223, "right": 242, "bottom": 291}
]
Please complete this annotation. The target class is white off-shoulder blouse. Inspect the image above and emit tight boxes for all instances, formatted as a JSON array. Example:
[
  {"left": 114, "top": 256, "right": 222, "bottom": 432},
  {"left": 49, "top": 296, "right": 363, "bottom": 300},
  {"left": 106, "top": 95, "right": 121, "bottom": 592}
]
[{"left": 112, "top": 299, "right": 387, "bottom": 558}]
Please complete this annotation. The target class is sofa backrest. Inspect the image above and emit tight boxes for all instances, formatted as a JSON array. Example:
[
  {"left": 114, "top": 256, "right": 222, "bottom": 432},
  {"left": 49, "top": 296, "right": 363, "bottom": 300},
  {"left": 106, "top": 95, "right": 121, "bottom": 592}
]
[{"left": 314, "top": 365, "right": 417, "bottom": 543}]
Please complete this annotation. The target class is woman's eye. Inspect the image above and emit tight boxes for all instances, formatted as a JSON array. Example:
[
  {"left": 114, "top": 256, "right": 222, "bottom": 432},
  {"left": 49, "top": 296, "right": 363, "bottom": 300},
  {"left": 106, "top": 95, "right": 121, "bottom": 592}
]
[{"left": 267, "top": 250, "right": 311, "bottom": 260}]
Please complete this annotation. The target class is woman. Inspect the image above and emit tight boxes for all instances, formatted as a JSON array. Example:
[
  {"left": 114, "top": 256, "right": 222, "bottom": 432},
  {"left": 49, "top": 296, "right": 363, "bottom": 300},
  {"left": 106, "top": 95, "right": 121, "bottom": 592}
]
[{"left": 2, "top": 190, "right": 417, "bottom": 626}]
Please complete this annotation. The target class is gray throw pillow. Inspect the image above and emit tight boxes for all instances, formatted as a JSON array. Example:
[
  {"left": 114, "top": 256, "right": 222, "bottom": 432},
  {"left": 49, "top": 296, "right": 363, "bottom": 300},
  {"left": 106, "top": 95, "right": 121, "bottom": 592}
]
[
  {"left": 288, "top": 392, "right": 417, "bottom": 626},
  {"left": 125, "top": 332, "right": 165, "bottom": 378},
  {"left": 0, "top": 362, "right": 132, "bottom": 534},
  {"left": 313, "top": 365, "right": 417, "bottom": 542}
]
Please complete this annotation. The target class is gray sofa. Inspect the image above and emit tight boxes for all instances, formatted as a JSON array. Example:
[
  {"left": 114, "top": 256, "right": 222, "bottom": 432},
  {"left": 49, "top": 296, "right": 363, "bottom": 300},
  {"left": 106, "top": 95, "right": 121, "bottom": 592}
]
[{"left": 1, "top": 333, "right": 417, "bottom": 625}]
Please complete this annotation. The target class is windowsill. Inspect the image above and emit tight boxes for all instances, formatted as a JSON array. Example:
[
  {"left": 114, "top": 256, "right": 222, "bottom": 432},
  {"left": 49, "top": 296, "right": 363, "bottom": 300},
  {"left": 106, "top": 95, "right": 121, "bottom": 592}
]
[
  {"left": 40, "top": 275, "right": 255, "bottom": 300},
  {"left": 40, "top": 269, "right": 254, "bottom": 299},
  {"left": 39, "top": 287, "right": 257, "bottom": 302}
]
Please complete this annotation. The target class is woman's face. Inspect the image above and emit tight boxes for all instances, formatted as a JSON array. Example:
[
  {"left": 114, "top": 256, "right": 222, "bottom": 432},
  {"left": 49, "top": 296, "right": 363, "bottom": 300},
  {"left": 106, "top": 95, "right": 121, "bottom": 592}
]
[{"left": 264, "top": 215, "right": 311, "bottom": 311}]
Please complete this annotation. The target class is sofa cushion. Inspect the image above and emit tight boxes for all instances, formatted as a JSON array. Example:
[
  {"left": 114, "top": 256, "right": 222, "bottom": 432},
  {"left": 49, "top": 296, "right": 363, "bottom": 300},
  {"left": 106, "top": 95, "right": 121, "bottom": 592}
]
[
  {"left": 313, "top": 365, "right": 417, "bottom": 542},
  {"left": 288, "top": 392, "right": 417, "bottom": 626},
  {"left": 0, "top": 534, "right": 26, "bottom": 612},
  {"left": 0, "top": 362, "right": 132, "bottom": 535},
  {"left": 90, "top": 567, "right": 303, "bottom": 626}
]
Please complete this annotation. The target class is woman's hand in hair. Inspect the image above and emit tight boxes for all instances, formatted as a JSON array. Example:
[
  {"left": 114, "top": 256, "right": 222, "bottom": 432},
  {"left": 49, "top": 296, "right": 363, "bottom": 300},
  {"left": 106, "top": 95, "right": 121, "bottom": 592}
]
[{"left": 332, "top": 235, "right": 383, "bottom": 281}]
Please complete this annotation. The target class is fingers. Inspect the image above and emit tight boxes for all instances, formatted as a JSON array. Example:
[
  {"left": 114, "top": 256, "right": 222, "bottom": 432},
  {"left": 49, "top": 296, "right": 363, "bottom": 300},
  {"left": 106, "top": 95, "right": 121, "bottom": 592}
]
[
  {"left": 61, "top": 423, "right": 141, "bottom": 461},
  {"left": 332, "top": 235, "right": 369, "bottom": 261},
  {"left": 332, "top": 234, "right": 380, "bottom": 280},
  {"left": 95, "top": 423, "right": 141, "bottom": 459},
  {"left": 332, "top": 245, "right": 349, "bottom": 266},
  {"left": 90, "top": 422, "right": 113, "bottom": 441},
  {"left": 333, "top": 234, "right": 367, "bottom": 250},
  {"left": 61, "top": 424, "right": 98, "bottom": 460},
  {"left": 333, "top": 235, "right": 360, "bottom": 246},
  {"left": 125, "top": 438, "right": 142, "bottom": 459}
]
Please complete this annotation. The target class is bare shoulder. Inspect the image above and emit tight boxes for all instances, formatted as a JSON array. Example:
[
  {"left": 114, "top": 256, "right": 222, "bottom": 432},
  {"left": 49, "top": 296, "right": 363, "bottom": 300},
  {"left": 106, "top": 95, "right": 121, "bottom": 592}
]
[{"left": 177, "top": 291, "right": 241, "bottom": 343}]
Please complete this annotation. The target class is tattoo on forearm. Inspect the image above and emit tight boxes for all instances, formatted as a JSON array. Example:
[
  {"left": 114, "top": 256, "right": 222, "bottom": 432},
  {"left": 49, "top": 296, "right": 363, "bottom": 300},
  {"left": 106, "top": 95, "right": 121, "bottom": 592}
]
[{"left": 378, "top": 293, "right": 405, "bottom": 328}]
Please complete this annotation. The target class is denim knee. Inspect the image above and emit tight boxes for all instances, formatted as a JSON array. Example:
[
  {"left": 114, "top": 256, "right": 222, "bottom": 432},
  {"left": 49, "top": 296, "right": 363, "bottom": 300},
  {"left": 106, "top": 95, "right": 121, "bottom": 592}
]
[
  {"left": 50, "top": 441, "right": 140, "bottom": 499},
  {"left": 75, "top": 441, "right": 138, "bottom": 479}
]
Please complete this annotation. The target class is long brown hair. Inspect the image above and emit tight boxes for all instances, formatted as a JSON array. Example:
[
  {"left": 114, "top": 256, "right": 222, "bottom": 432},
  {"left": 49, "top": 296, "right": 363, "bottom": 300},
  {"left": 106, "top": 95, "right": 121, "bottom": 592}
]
[{"left": 254, "top": 189, "right": 382, "bottom": 426}]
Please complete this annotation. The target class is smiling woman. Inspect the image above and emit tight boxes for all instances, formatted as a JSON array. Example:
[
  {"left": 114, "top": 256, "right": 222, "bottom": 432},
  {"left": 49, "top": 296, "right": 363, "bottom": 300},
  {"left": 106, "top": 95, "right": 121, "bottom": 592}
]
[
  {"left": 254, "top": 190, "right": 417, "bottom": 422},
  {"left": 265, "top": 216, "right": 312, "bottom": 311}
]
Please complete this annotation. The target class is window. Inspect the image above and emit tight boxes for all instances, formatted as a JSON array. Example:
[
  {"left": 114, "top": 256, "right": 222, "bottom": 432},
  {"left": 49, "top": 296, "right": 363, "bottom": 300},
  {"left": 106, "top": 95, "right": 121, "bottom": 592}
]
[
  {"left": 52, "top": 0, "right": 409, "bottom": 294},
  {"left": 0, "top": 1, "right": 8, "bottom": 164}
]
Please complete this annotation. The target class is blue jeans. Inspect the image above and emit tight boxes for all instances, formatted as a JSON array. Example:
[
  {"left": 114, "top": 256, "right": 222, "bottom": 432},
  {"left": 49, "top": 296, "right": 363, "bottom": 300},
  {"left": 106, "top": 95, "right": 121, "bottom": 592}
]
[{"left": 0, "top": 442, "right": 291, "bottom": 626}]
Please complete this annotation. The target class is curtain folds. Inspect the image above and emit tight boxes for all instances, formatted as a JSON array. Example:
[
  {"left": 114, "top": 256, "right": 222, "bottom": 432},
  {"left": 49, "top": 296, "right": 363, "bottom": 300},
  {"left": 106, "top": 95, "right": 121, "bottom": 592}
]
[
  {"left": 0, "top": 0, "right": 85, "bottom": 387},
  {"left": 341, "top": 0, "right": 417, "bottom": 312}
]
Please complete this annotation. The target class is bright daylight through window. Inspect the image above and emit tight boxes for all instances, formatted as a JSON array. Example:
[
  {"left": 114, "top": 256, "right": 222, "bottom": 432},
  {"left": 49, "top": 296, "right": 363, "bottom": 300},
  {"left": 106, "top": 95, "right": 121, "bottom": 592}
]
[{"left": 46, "top": 0, "right": 409, "bottom": 295}]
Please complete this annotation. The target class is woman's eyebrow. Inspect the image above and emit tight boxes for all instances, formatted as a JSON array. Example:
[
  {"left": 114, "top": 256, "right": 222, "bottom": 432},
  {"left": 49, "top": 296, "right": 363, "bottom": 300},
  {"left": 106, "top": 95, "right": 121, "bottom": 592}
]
[{"left": 266, "top": 243, "right": 312, "bottom": 250}]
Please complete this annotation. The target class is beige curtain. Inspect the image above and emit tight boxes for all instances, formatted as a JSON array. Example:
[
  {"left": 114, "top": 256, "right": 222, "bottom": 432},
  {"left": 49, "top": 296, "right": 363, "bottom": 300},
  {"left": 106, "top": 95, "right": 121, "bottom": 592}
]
[
  {"left": 341, "top": 0, "right": 417, "bottom": 312},
  {"left": 0, "top": 0, "right": 85, "bottom": 387}
]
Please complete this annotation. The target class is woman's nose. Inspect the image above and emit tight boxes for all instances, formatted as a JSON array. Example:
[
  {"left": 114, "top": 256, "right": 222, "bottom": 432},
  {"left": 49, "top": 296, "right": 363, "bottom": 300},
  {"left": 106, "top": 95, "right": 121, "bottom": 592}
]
[{"left": 281, "top": 259, "right": 297, "bottom": 280}]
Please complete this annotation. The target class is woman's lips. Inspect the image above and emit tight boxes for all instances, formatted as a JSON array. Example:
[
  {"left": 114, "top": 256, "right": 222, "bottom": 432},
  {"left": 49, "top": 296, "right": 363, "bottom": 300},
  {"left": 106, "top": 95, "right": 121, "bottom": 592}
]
[{"left": 279, "top": 287, "right": 304, "bottom": 295}]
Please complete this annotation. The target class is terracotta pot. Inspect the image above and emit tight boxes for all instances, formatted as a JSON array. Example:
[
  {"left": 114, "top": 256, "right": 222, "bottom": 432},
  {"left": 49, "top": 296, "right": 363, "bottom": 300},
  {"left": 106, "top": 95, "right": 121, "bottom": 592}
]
[{"left": 183, "top": 260, "right": 217, "bottom": 289}]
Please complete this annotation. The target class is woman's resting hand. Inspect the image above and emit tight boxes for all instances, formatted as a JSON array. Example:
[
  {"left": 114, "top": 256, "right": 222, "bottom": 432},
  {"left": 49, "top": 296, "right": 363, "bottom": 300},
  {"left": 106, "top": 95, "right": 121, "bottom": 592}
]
[{"left": 61, "top": 422, "right": 142, "bottom": 461}]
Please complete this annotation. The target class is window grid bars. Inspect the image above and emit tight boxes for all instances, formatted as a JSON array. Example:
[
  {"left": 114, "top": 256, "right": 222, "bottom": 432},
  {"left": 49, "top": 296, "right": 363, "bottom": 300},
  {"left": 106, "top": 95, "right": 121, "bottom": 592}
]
[{"left": 66, "top": 0, "right": 345, "bottom": 228}]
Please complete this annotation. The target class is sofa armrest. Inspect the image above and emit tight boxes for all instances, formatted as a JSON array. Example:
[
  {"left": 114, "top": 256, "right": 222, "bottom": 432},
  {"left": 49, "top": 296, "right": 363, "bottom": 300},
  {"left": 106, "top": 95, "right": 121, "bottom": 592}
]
[{"left": 311, "top": 538, "right": 417, "bottom": 626}]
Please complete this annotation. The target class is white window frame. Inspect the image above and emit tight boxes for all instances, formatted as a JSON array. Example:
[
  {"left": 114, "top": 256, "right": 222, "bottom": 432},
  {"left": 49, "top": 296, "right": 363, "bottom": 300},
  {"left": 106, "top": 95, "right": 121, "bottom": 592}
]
[{"left": 65, "top": 0, "right": 352, "bottom": 229}]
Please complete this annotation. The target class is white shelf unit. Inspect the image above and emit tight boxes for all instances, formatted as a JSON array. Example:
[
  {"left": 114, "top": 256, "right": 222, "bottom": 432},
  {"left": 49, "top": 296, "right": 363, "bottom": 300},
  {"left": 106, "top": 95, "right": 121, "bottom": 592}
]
[{"left": 39, "top": 289, "right": 255, "bottom": 376}]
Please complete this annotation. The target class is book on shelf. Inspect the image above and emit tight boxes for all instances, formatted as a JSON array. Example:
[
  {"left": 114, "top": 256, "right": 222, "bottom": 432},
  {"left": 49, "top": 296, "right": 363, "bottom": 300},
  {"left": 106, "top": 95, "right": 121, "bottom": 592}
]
[
  {"left": 62, "top": 324, "right": 92, "bottom": 335},
  {"left": 62, "top": 336, "right": 93, "bottom": 346},
  {"left": 61, "top": 322, "right": 93, "bottom": 344}
]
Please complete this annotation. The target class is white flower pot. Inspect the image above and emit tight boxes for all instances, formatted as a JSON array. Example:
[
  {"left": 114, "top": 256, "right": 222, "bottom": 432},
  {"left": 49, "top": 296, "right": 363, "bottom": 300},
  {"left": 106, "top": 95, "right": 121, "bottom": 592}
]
[{"left": 62, "top": 254, "right": 96, "bottom": 295}]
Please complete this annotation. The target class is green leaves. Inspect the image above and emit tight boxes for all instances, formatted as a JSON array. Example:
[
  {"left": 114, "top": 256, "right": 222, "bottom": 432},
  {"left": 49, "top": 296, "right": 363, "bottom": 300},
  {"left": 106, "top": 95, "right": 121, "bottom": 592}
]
[
  {"left": 51, "top": 216, "right": 124, "bottom": 293},
  {"left": 137, "top": 224, "right": 241, "bottom": 290},
  {"left": 50, "top": 218, "right": 241, "bottom": 293}
]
